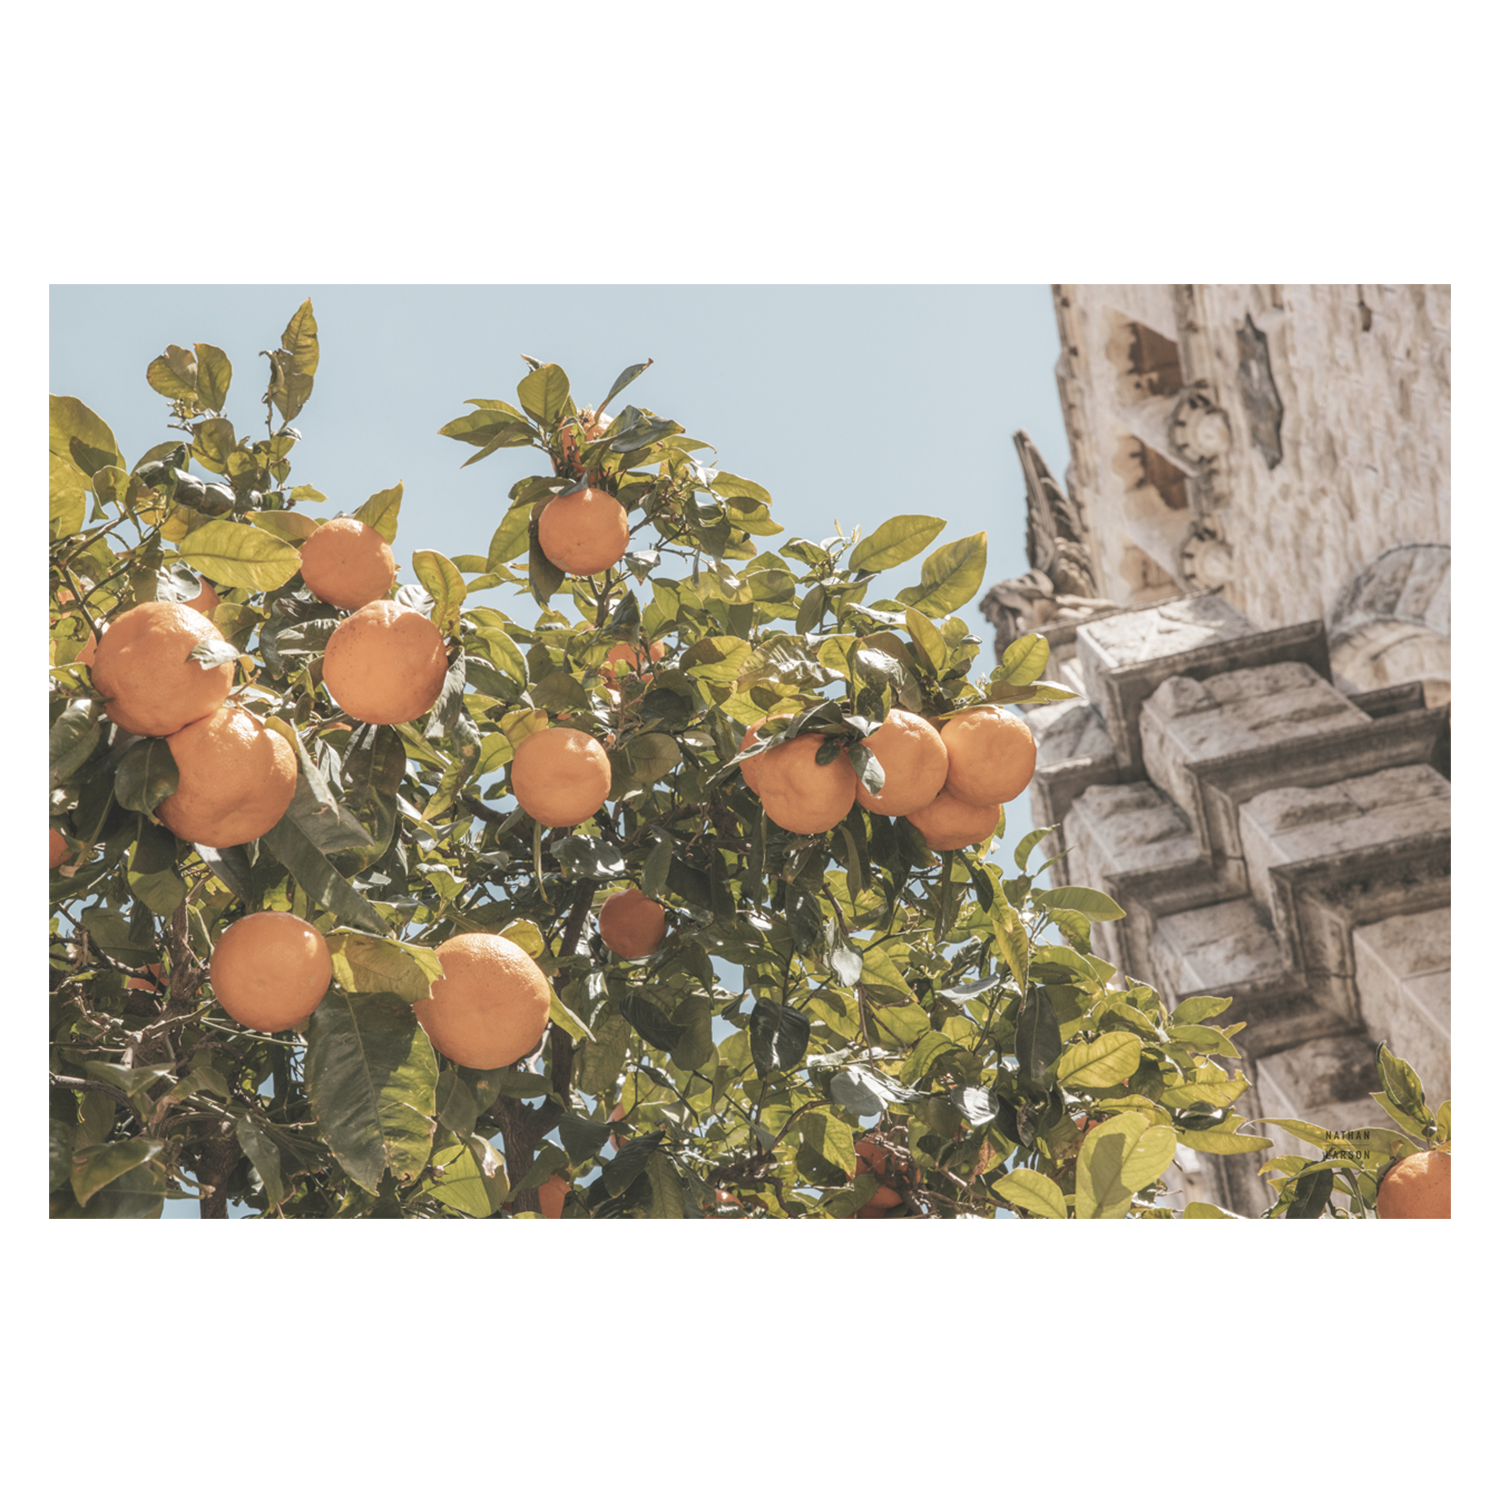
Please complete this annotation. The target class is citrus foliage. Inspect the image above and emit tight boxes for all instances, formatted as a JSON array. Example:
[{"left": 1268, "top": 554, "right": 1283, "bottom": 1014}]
[{"left": 49, "top": 303, "right": 1438, "bottom": 1219}]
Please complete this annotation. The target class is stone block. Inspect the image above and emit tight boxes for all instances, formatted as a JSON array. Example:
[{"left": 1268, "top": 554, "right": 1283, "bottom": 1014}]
[
  {"left": 1063, "top": 781, "right": 1199, "bottom": 882},
  {"left": 1352, "top": 909, "right": 1451, "bottom": 1105},
  {"left": 1141, "top": 662, "right": 1368, "bottom": 830},
  {"left": 1076, "top": 594, "right": 1258, "bottom": 708},
  {"left": 1239, "top": 764, "right": 1451, "bottom": 919},
  {"left": 1152, "top": 899, "right": 1292, "bottom": 1007},
  {"left": 1255, "top": 1034, "right": 1389, "bottom": 1165}
]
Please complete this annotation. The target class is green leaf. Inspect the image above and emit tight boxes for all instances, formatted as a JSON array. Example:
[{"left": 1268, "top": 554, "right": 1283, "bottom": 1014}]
[
  {"left": 680, "top": 635, "right": 754, "bottom": 683},
  {"left": 1171, "top": 995, "right": 1234, "bottom": 1025},
  {"left": 70, "top": 1139, "right": 162, "bottom": 1208},
  {"left": 895, "top": 531, "right": 988, "bottom": 615},
  {"left": 194, "top": 343, "right": 232, "bottom": 411},
  {"left": 354, "top": 483, "right": 402, "bottom": 544},
  {"left": 799, "top": 1110, "right": 857, "bottom": 1176},
  {"left": 424, "top": 1139, "right": 495, "bottom": 1218},
  {"left": 51, "top": 453, "right": 89, "bottom": 538},
  {"left": 1159, "top": 1076, "right": 1249, "bottom": 1110},
  {"left": 51, "top": 395, "right": 124, "bottom": 479},
  {"left": 903, "top": 607, "right": 950, "bottom": 674},
  {"left": 146, "top": 344, "right": 200, "bottom": 403},
  {"left": 548, "top": 987, "right": 596, "bottom": 1044},
  {"left": 517, "top": 363, "right": 571, "bottom": 426},
  {"left": 995, "top": 1167, "right": 1067, "bottom": 1219},
  {"left": 486, "top": 504, "right": 532, "bottom": 567},
  {"left": 326, "top": 931, "right": 442, "bottom": 1002},
  {"left": 267, "top": 300, "right": 318, "bottom": 422},
  {"left": 234, "top": 1114, "right": 287, "bottom": 1208},
  {"left": 50, "top": 698, "right": 102, "bottom": 789},
  {"left": 1033, "top": 885, "right": 1126, "bottom": 922},
  {"left": 1174, "top": 1121, "right": 1274, "bottom": 1155},
  {"left": 602, "top": 1129, "right": 664, "bottom": 1197},
  {"left": 848, "top": 515, "right": 946, "bottom": 574},
  {"left": 1376, "top": 1043, "right": 1427, "bottom": 1116},
  {"left": 576, "top": 1012, "right": 630, "bottom": 1097},
  {"left": 304, "top": 990, "right": 438, "bottom": 1192},
  {"left": 749, "top": 998, "right": 812, "bottom": 1076},
  {"left": 1076, "top": 1115, "right": 1177, "bottom": 1218},
  {"left": 645, "top": 1150, "right": 685, "bottom": 1218},
  {"left": 53, "top": 1158, "right": 166, "bottom": 1218},
  {"left": 260, "top": 816, "right": 392, "bottom": 935},
  {"left": 413, "top": 550, "right": 466, "bottom": 635},
  {"left": 997, "top": 632, "right": 1050, "bottom": 686},
  {"left": 114, "top": 737, "right": 179, "bottom": 817},
  {"left": 1056, "top": 1032, "right": 1141, "bottom": 1089},
  {"left": 1016, "top": 987, "right": 1061, "bottom": 1083},
  {"left": 178, "top": 519, "right": 302, "bottom": 591},
  {"left": 1182, "top": 1201, "right": 1242, "bottom": 1219}
]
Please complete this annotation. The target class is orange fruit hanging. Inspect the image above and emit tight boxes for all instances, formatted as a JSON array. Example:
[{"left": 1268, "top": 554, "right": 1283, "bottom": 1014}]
[
  {"left": 854, "top": 1139, "right": 920, "bottom": 1209},
  {"left": 537, "top": 1174, "right": 571, "bottom": 1218},
  {"left": 413, "top": 932, "right": 553, "bottom": 1070},
  {"left": 89, "top": 600, "right": 236, "bottom": 738},
  {"left": 322, "top": 600, "right": 449, "bottom": 725},
  {"left": 854, "top": 708, "right": 949, "bottom": 817},
  {"left": 210, "top": 910, "right": 332, "bottom": 1032},
  {"left": 737, "top": 713, "right": 795, "bottom": 796},
  {"left": 49, "top": 828, "right": 68, "bottom": 868},
  {"left": 1377, "top": 1148, "right": 1451, "bottom": 1218},
  {"left": 538, "top": 485, "right": 630, "bottom": 576},
  {"left": 299, "top": 516, "right": 397, "bottom": 610},
  {"left": 182, "top": 576, "right": 221, "bottom": 616},
  {"left": 510, "top": 725, "right": 612, "bottom": 828},
  {"left": 904, "top": 786, "right": 1001, "bottom": 852},
  {"left": 598, "top": 887, "right": 667, "bottom": 959},
  {"left": 756, "top": 734, "right": 857, "bottom": 835},
  {"left": 603, "top": 639, "right": 665, "bottom": 681},
  {"left": 938, "top": 705, "right": 1037, "bottom": 805},
  {"left": 156, "top": 705, "right": 297, "bottom": 848}
]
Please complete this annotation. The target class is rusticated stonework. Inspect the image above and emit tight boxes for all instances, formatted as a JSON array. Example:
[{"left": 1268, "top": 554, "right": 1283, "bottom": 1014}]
[{"left": 998, "top": 286, "right": 1451, "bottom": 1216}]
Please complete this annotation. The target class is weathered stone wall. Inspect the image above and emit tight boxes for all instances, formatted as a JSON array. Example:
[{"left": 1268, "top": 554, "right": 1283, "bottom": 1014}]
[{"left": 1050, "top": 285, "right": 1450, "bottom": 691}]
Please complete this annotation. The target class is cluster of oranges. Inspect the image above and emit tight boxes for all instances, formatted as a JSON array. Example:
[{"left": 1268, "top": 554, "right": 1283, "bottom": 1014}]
[{"left": 738, "top": 702, "right": 1036, "bottom": 851}]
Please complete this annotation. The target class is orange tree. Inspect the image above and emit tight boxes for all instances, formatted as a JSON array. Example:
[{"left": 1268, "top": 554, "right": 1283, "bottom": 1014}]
[{"left": 48, "top": 301, "right": 1449, "bottom": 1218}]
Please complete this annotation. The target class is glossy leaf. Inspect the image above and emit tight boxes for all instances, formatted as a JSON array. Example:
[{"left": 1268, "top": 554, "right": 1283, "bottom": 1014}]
[
  {"left": 304, "top": 990, "right": 438, "bottom": 1192},
  {"left": 1076, "top": 1115, "right": 1176, "bottom": 1219},
  {"left": 413, "top": 549, "right": 466, "bottom": 635},
  {"left": 895, "top": 530, "right": 987, "bottom": 615},
  {"left": 995, "top": 1168, "right": 1067, "bottom": 1219},
  {"left": 70, "top": 1138, "right": 162, "bottom": 1208},
  {"left": 1033, "top": 886, "right": 1126, "bottom": 922},
  {"left": 179, "top": 519, "right": 302, "bottom": 591},
  {"left": 997, "top": 632, "right": 1049, "bottom": 686},
  {"left": 261, "top": 816, "right": 392, "bottom": 935},
  {"left": 51, "top": 394, "right": 124, "bottom": 479},
  {"left": 326, "top": 931, "right": 442, "bottom": 1002},
  {"left": 353, "top": 483, "right": 402, "bottom": 544},
  {"left": 848, "top": 514, "right": 945, "bottom": 574},
  {"left": 1056, "top": 1032, "right": 1141, "bottom": 1088}
]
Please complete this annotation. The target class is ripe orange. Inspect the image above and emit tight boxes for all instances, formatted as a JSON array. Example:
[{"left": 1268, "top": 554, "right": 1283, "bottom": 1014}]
[
  {"left": 854, "top": 1139, "right": 904, "bottom": 1210},
  {"left": 538, "top": 1174, "right": 571, "bottom": 1219},
  {"left": 322, "top": 600, "right": 449, "bottom": 725},
  {"left": 855, "top": 1203, "right": 890, "bottom": 1219},
  {"left": 557, "top": 410, "right": 610, "bottom": 471},
  {"left": 756, "top": 734, "right": 858, "bottom": 835},
  {"left": 603, "top": 639, "right": 665, "bottom": 681},
  {"left": 156, "top": 705, "right": 297, "bottom": 848},
  {"left": 703, "top": 1190, "right": 742, "bottom": 1217},
  {"left": 939, "top": 705, "right": 1037, "bottom": 805},
  {"left": 854, "top": 708, "right": 949, "bottom": 817},
  {"left": 299, "top": 516, "right": 397, "bottom": 610},
  {"left": 210, "top": 910, "right": 332, "bottom": 1032},
  {"left": 538, "top": 486, "right": 630, "bottom": 576},
  {"left": 511, "top": 725, "right": 612, "bottom": 828},
  {"left": 598, "top": 887, "right": 667, "bottom": 959},
  {"left": 182, "top": 576, "right": 221, "bottom": 616},
  {"left": 49, "top": 828, "right": 68, "bottom": 868},
  {"left": 738, "top": 713, "right": 795, "bottom": 795},
  {"left": 413, "top": 932, "right": 552, "bottom": 1070},
  {"left": 905, "top": 787, "right": 1002, "bottom": 852},
  {"left": 1377, "top": 1149, "right": 1451, "bottom": 1218},
  {"left": 89, "top": 600, "right": 235, "bottom": 738}
]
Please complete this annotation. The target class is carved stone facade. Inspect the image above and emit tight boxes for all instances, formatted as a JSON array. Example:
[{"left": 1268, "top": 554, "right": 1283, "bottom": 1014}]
[{"left": 998, "top": 286, "right": 1451, "bottom": 1215}]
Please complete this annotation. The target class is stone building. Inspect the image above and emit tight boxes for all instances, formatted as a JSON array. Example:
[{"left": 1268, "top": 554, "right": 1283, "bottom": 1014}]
[{"left": 983, "top": 285, "right": 1451, "bottom": 1215}]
